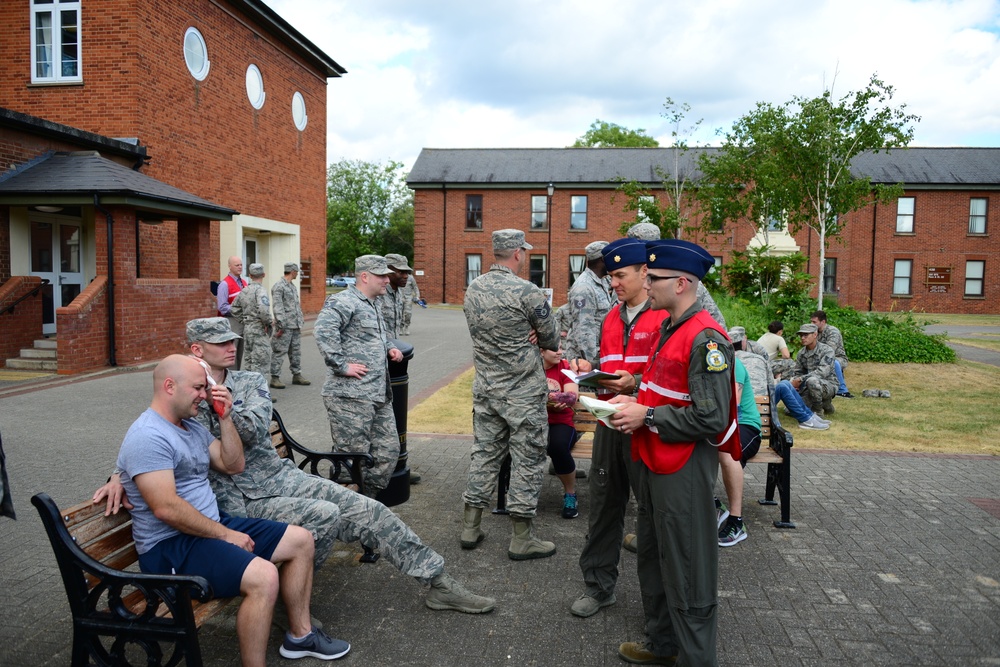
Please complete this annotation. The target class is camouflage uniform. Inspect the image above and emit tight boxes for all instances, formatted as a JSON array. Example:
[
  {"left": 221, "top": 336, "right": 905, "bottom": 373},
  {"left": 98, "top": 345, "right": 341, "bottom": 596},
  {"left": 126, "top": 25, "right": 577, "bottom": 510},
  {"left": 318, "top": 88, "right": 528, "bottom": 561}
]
[
  {"left": 198, "top": 369, "right": 443, "bottom": 578},
  {"left": 696, "top": 283, "right": 726, "bottom": 329},
  {"left": 564, "top": 267, "right": 615, "bottom": 365},
  {"left": 735, "top": 349, "right": 774, "bottom": 403},
  {"left": 555, "top": 303, "right": 572, "bottom": 338},
  {"left": 378, "top": 283, "right": 404, "bottom": 340},
  {"left": 230, "top": 280, "right": 272, "bottom": 377},
  {"left": 463, "top": 264, "right": 559, "bottom": 517},
  {"left": 315, "top": 284, "right": 399, "bottom": 496},
  {"left": 792, "top": 341, "right": 838, "bottom": 416},
  {"left": 400, "top": 273, "right": 420, "bottom": 335},
  {"left": 819, "top": 323, "right": 849, "bottom": 369},
  {"left": 270, "top": 276, "right": 305, "bottom": 377}
]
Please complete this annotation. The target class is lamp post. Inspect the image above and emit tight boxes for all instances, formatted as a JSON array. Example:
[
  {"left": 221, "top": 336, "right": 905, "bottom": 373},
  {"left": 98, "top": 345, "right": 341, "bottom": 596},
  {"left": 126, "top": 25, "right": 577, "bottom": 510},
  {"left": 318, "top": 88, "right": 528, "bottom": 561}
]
[{"left": 546, "top": 183, "right": 554, "bottom": 289}]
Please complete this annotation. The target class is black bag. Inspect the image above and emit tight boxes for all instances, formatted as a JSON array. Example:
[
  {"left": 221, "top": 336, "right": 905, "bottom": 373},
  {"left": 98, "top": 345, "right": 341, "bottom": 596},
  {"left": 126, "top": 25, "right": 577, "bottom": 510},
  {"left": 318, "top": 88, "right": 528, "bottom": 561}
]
[{"left": 210, "top": 280, "right": 220, "bottom": 297}]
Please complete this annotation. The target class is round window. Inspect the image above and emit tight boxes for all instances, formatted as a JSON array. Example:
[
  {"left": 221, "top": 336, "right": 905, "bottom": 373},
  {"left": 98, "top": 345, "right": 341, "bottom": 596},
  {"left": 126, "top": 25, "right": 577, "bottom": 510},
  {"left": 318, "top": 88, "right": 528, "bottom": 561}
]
[
  {"left": 246, "top": 64, "right": 265, "bottom": 109},
  {"left": 292, "top": 92, "right": 308, "bottom": 131},
  {"left": 183, "top": 27, "right": 210, "bottom": 81}
]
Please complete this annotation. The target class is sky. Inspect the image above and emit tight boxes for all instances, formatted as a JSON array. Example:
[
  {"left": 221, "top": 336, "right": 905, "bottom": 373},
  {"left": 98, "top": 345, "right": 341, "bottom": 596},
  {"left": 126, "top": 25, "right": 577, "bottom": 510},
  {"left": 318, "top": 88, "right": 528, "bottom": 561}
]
[{"left": 264, "top": 0, "right": 1000, "bottom": 171}]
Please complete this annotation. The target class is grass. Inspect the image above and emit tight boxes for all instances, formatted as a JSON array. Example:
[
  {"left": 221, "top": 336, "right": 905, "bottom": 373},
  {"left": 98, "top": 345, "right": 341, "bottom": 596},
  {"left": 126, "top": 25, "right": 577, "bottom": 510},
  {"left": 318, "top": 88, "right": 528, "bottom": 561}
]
[
  {"left": 408, "top": 361, "right": 1000, "bottom": 456},
  {"left": 948, "top": 336, "right": 1000, "bottom": 353},
  {"left": 879, "top": 312, "right": 1000, "bottom": 327}
]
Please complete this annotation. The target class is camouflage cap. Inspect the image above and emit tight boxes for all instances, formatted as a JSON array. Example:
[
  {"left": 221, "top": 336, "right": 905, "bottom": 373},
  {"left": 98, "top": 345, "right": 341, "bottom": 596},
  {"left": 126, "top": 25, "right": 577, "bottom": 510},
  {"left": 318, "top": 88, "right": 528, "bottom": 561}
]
[
  {"left": 727, "top": 326, "right": 746, "bottom": 343},
  {"left": 796, "top": 323, "right": 818, "bottom": 335},
  {"left": 248, "top": 263, "right": 265, "bottom": 277},
  {"left": 355, "top": 254, "right": 394, "bottom": 276},
  {"left": 186, "top": 317, "right": 242, "bottom": 343},
  {"left": 627, "top": 222, "right": 661, "bottom": 241},
  {"left": 585, "top": 241, "right": 609, "bottom": 261},
  {"left": 492, "top": 229, "right": 533, "bottom": 252},
  {"left": 284, "top": 262, "right": 299, "bottom": 273},
  {"left": 384, "top": 253, "right": 413, "bottom": 273}
]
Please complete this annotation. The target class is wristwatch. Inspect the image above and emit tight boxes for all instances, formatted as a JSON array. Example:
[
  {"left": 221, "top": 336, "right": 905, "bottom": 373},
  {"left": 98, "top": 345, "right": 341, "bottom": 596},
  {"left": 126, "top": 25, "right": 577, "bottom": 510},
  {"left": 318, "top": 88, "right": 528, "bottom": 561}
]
[{"left": 643, "top": 407, "right": 655, "bottom": 428}]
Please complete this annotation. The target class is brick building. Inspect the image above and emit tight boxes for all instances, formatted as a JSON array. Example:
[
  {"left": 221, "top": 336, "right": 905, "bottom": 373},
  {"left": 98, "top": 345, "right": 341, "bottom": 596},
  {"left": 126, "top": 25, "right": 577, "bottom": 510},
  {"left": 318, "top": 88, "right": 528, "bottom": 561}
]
[
  {"left": 0, "top": 0, "right": 343, "bottom": 372},
  {"left": 408, "top": 147, "right": 1000, "bottom": 314}
]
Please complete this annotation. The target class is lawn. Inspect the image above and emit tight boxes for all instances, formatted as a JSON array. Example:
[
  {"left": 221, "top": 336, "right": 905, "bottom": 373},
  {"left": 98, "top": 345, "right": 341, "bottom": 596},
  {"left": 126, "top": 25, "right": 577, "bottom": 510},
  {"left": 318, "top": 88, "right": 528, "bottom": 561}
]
[{"left": 408, "top": 361, "right": 1000, "bottom": 456}]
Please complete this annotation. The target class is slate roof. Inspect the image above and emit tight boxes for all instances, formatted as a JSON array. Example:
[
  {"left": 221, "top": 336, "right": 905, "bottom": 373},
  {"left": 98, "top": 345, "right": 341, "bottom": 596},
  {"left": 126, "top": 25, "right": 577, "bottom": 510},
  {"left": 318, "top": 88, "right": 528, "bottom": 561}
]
[
  {"left": 408, "top": 147, "right": 1000, "bottom": 189},
  {"left": 0, "top": 151, "right": 237, "bottom": 219}
]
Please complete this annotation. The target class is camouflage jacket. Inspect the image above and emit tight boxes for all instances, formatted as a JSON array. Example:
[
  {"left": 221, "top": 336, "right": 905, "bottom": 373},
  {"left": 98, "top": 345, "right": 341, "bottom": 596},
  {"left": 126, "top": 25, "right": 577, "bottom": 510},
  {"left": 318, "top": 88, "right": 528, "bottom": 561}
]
[
  {"left": 231, "top": 282, "right": 272, "bottom": 331},
  {"left": 818, "top": 324, "right": 848, "bottom": 367},
  {"left": 793, "top": 341, "right": 838, "bottom": 391},
  {"left": 735, "top": 349, "right": 774, "bottom": 398},
  {"left": 697, "top": 283, "right": 726, "bottom": 329},
  {"left": 378, "top": 284, "right": 404, "bottom": 339},
  {"left": 564, "top": 268, "right": 615, "bottom": 364},
  {"left": 271, "top": 278, "right": 304, "bottom": 331},
  {"left": 464, "top": 264, "right": 558, "bottom": 398},
  {"left": 400, "top": 274, "right": 421, "bottom": 302},
  {"left": 315, "top": 285, "right": 395, "bottom": 401}
]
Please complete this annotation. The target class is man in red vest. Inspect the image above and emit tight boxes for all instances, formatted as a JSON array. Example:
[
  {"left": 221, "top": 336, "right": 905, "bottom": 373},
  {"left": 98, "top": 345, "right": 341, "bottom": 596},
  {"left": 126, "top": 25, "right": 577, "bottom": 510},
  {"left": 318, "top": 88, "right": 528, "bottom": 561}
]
[
  {"left": 608, "top": 239, "right": 741, "bottom": 667},
  {"left": 216, "top": 255, "right": 247, "bottom": 369}
]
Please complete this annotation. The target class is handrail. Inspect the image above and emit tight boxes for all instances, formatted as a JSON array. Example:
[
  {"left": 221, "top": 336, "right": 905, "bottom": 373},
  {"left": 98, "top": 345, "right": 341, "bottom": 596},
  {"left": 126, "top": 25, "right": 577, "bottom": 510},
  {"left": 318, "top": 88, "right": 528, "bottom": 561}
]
[{"left": 1, "top": 278, "right": 49, "bottom": 317}]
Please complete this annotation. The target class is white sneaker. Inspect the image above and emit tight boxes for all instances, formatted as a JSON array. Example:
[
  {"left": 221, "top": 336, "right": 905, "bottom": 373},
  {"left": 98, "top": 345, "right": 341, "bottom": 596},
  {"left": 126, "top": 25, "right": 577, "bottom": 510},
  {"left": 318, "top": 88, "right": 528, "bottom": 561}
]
[{"left": 799, "top": 415, "right": 830, "bottom": 430}]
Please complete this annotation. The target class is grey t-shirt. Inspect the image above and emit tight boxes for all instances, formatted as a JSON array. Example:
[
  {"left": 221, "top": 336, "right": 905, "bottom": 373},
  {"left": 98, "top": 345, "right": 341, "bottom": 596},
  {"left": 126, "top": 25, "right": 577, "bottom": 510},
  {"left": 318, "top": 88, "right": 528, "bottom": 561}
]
[{"left": 117, "top": 408, "right": 219, "bottom": 554}]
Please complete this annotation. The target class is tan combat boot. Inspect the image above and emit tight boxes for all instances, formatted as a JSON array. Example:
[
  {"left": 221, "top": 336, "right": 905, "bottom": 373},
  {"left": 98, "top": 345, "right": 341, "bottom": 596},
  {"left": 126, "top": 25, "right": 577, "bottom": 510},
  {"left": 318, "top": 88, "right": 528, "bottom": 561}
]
[
  {"left": 292, "top": 374, "right": 311, "bottom": 385},
  {"left": 460, "top": 504, "right": 485, "bottom": 549},
  {"left": 508, "top": 517, "right": 556, "bottom": 560},
  {"left": 425, "top": 573, "right": 496, "bottom": 614},
  {"left": 270, "top": 376, "right": 286, "bottom": 389}
]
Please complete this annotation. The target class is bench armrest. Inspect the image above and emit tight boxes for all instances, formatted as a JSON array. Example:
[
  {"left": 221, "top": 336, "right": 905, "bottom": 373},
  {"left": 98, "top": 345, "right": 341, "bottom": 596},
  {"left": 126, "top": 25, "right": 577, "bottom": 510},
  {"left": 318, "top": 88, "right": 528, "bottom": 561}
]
[{"left": 271, "top": 410, "right": 374, "bottom": 492}]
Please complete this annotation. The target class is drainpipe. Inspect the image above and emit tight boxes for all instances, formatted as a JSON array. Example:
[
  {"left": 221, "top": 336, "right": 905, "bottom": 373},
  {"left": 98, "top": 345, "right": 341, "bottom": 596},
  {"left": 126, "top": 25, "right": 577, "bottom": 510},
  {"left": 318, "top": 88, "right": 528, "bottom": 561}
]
[
  {"left": 868, "top": 200, "right": 878, "bottom": 312},
  {"left": 441, "top": 184, "right": 447, "bottom": 304},
  {"left": 94, "top": 195, "right": 117, "bottom": 366}
]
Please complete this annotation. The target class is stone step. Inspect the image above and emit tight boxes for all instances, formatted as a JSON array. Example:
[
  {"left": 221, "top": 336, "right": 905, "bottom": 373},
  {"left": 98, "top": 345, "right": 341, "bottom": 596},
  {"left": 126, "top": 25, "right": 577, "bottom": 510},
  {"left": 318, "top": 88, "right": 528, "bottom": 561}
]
[
  {"left": 20, "top": 347, "right": 57, "bottom": 359},
  {"left": 6, "top": 358, "right": 58, "bottom": 371},
  {"left": 34, "top": 338, "right": 58, "bottom": 350}
]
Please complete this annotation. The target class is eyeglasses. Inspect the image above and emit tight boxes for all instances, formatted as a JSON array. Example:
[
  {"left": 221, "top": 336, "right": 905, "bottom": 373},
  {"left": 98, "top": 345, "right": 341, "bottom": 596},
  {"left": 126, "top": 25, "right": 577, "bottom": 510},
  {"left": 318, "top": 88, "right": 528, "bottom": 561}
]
[{"left": 646, "top": 274, "right": 684, "bottom": 284}]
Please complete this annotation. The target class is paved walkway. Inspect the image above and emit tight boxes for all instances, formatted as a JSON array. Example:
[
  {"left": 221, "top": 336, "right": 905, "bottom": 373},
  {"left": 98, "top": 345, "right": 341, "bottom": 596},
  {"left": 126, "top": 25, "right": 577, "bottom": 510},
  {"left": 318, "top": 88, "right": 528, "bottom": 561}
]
[
  {"left": 924, "top": 325, "right": 1000, "bottom": 368},
  {"left": 1, "top": 309, "right": 999, "bottom": 665}
]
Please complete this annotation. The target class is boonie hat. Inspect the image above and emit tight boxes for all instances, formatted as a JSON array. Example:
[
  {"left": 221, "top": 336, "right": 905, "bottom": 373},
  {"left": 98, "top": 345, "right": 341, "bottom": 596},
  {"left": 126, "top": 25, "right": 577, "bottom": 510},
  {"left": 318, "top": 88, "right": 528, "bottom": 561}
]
[
  {"left": 627, "top": 222, "right": 661, "bottom": 241},
  {"left": 187, "top": 317, "right": 242, "bottom": 344},
  {"left": 248, "top": 263, "right": 265, "bottom": 277},
  {"left": 585, "top": 241, "right": 609, "bottom": 261},
  {"left": 355, "top": 255, "right": 394, "bottom": 276},
  {"left": 602, "top": 238, "right": 647, "bottom": 271},
  {"left": 284, "top": 262, "right": 299, "bottom": 273},
  {"left": 645, "top": 239, "right": 714, "bottom": 279},
  {"left": 492, "top": 229, "right": 532, "bottom": 252},
  {"left": 796, "top": 323, "right": 818, "bottom": 335},
  {"left": 385, "top": 253, "right": 413, "bottom": 273}
]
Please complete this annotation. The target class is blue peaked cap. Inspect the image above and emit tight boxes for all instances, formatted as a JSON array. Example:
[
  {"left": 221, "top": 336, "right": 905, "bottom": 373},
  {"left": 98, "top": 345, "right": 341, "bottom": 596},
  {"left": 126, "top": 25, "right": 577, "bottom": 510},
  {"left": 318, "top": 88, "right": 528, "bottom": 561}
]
[
  {"left": 645, "top": 239, "right": 715, "bottom": 279},
  {"left": 601, "top": 238, "right": 647, "bottom": 271}
]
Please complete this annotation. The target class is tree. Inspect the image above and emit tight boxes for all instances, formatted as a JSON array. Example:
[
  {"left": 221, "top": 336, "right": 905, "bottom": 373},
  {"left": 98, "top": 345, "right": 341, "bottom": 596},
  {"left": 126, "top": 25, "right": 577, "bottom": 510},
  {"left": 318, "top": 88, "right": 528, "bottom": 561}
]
[
  {"left": 326, "top": 159, "right": 413, "bottom": 273},
  {"left": 698, "top": 75, "right": 919, "bottom": 307},
  {"left": 572, "top": 120, "right": 659, "bottom": 148}
]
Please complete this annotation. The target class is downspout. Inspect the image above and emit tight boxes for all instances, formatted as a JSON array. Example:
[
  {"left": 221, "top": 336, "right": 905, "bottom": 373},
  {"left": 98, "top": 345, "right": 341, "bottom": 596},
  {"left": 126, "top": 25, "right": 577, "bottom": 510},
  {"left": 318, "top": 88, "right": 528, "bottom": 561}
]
[
  {"left": 441, "top": 184, "right": 447, "bottom": 304},
  {"left": 868, "top": 200, "right": 878, "bottom": 312},
  {"left": 94, "top": 195, "right": 117, "bottom": 366}
]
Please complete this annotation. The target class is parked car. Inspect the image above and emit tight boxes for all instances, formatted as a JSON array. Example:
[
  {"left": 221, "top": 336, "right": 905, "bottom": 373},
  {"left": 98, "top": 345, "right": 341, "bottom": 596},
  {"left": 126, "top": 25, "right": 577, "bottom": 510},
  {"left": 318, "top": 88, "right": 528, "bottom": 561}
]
[
  {"left": 325, "top": 276, "right": 336, "bottom": 286},
  {"left": 330, "top": 276, "right": 355, "bottom": 288}
]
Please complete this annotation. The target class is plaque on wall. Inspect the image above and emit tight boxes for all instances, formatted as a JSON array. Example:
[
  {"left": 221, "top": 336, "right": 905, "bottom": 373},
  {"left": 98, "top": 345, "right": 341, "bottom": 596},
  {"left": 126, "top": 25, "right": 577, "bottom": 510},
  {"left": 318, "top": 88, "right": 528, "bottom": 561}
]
[{"left": 924, "top": 266, "right": 952, "bottom": 293}]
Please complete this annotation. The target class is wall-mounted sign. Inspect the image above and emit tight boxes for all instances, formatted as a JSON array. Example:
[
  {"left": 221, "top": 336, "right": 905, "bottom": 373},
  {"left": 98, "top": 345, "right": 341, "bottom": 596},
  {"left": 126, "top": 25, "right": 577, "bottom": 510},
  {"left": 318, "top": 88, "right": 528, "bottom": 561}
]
[{"left": 925, "top": 266, "right": 952, "bottom": 293}]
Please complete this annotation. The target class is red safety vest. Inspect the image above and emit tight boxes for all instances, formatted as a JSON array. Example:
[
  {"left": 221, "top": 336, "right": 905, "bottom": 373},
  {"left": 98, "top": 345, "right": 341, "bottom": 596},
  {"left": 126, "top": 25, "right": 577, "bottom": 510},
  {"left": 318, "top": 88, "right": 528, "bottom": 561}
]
[
  {"left": 218, "top": 274, "right": 244, "bottom": 317},
  {"left": 596, "top": 302, "right": 667, "bottom": 398},
  {"left": 633, "top": 309, "right": 741, "bottom": 474}
]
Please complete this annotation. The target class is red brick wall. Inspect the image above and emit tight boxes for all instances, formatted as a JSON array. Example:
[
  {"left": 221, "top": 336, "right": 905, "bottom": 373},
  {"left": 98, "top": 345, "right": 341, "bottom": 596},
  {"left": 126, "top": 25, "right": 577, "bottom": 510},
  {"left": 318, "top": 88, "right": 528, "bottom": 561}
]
[
  {"left": 0, "top": 207, "right": 9, "bottom": 282},
  {"left": 0, "top": 276, "right": 44, "bottom": 367},
  {"left": 57, "top": 276, "right": 109, "bottom": 374}
]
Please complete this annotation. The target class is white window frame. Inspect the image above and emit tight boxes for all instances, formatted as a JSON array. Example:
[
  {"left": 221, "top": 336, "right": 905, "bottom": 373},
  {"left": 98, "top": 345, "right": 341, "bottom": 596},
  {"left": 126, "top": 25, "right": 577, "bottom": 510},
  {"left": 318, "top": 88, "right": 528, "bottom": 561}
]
[
  {"left": 569, "top": 255, "right": 585, "bottom": 284},
  {"left": 465, "top": 254, "right": 481, "bottom": 286},
  {"left": 969, "top": 198, "right": 987, "bottom": 235},
  {"left": 291, "top": 91, "right": 308, "bottom": 131},
  {"left": 246, "top": 64, "right": 266, "bottom": 109},
  {"left": 893, "top": 259, "right": 912, "bottom": 296},
  {"left": 896, "top": 197, "right": 915, "bottom": 234},
  {"left": 570, "top": 195, "right": 588, "bottom": 230},
  {"left": 183, "top": 27, "right": 210, "bottom": 81},
  {"left": 965, "top": 260, "right": 985, "bottom": 297},
  {"left": 529, "top": 254, "right": 547, "bottom": 288},
  {"left": 531, "top": 195, "right": 548, "bottom": 229},
  {"left": 31, "top": 0, "right": 82, "bottom": 84},
  {"left": 637, "top": 195, "right": 655, "bottom": 222}
]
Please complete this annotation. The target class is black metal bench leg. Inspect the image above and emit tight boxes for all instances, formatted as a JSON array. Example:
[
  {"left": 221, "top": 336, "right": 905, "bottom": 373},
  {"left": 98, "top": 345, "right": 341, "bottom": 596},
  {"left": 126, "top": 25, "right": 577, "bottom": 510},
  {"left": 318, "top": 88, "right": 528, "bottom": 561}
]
[
  {"left": 493, "top": 454, "right": 511, "bottom": 515},
  {"left": 360, "top": 543, "right": 380, "bottom": 563},
  {"left": 773, "top": 456, "right": 795, "bottom": 529}
]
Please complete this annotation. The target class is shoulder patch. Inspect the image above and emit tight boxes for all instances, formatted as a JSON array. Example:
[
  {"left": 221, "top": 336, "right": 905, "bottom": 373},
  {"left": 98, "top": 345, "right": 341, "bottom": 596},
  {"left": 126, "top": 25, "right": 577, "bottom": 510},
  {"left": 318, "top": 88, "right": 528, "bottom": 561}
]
[
  {"left": 705, "top": 341, "right": 728, "bottom": 373},
  {"left": 261, "top": 296, "right": 270, "bottom": 306},
  {"left": 573, "top": 298, "right": 586, "bottom": 309},
  {"left": 257, "top": 388, "right": 270, "bottom": 399},
  {"left": 535, "top": 301, "right": 551, "bottom": 319}
]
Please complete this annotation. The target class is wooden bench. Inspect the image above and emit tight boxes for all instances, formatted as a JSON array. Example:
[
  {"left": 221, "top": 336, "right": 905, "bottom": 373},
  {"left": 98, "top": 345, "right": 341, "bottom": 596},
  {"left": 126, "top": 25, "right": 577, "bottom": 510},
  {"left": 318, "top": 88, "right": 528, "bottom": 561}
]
[
  {"left": 32, "top": 410, "right": 373, "bottom": 667},
  {"left": 747, "top": 394, "right": 795, "bottom": 528}
]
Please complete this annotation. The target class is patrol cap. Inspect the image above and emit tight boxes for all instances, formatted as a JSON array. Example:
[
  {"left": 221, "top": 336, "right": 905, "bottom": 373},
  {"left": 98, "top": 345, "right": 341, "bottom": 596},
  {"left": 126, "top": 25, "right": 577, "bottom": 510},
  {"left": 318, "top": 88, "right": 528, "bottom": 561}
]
[
  {"left": 186, "top": 317, "right": 242, "bottom": 343},
  {"left": 385, "top": 253, "right": 413, "bottom": 273},
  {"left": 602, "top": 238, "right": 646, "bottom": 271},
  {"left": 248, "top": 263, "right": 265, "bottom": 277},
  {"left": 284, "top": 262, "right": 299, "bottom": 273},
  {"left": 627, "top": 222, "right": 661, "bottom": 241},
  {"left": 355, "top": 254, "right": 394, "bottom": 276},
  {"left": 585, "top": 241, "right": 609, "bottom": 261},
  {"left": 645, "top": 239, "right": 714, "bottom": 279},
  {"left": 727, "top": 326, "right": 746, "bottom": 343},
  {"left": 492, "top": 229, "right": 532, "bottom": 252},
  {"left": 796, "top": 323, "right": 818, "bottom": 335}
]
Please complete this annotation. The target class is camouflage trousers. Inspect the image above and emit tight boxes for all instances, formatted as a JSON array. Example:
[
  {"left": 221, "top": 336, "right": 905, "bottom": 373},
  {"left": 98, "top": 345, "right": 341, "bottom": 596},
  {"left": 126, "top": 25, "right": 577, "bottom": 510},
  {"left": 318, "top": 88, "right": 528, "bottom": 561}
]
[
  {"left": 402, "top": 302, "right": 414, "bottom": 333},
  {"left": 324, "top": 395, "right": 400, "bottom": 496},
  {"left": 798, "top": 377, "right": 837, "bottom": 416},
  {"left": 242, "top": 323, "right": 272, "bottom": 377},
  {"left": 211, "top": 462, "right": 444, "bottom": 579},
  {"left": 463, "top": 393, "right": 548, "bottom": 518},
  {"left": 270, "top": 327, "right": 302, "bottom": 376}
]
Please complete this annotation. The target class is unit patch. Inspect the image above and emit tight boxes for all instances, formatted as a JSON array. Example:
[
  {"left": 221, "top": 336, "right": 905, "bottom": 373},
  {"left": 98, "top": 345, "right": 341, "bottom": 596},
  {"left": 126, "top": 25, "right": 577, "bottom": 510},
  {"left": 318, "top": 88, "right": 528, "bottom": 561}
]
[
  {"left": 535, "top": 301, "right": 551, "bottom": 319},
  {"left": 705, "top": 341, "right": 728, "bottom": 373}
]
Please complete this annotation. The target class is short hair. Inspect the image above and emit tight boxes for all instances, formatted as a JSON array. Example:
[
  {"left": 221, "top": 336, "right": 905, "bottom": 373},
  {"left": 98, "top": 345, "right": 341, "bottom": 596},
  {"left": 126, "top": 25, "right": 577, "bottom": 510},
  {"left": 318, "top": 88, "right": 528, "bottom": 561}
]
[
  {"left": 768, "top": 320, "right": 784, "bottom": 334},
  {"left": 811, "top": 310, "right": 827, "bottom": 322},
  {"left": 494, "top": 247, "right": 517, "bottom": 261}
]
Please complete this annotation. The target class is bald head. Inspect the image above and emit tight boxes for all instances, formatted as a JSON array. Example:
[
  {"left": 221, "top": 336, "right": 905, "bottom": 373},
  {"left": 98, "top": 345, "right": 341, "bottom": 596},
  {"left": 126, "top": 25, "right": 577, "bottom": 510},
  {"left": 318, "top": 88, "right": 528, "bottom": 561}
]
[
  {"left": 152, "top": 355, "right": 209, "bottom": 423},
  {"left": 227, "top": 256, "right": 243, "bottom": 276}
]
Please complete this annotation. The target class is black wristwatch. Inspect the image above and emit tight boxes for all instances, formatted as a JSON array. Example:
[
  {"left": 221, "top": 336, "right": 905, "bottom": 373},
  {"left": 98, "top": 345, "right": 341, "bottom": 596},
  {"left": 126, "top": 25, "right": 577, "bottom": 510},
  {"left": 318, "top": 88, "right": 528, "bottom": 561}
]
[{"left": 643, "top": 407, "right": 655, "bottom": 428}]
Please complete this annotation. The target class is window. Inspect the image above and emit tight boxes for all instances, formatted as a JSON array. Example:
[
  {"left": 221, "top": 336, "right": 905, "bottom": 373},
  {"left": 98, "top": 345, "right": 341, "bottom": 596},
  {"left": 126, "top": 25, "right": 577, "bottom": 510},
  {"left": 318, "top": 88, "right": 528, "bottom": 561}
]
[
  {"left": 569, "top": 255, "right": 586, "bottom": 284},
  {"left": 893, "top": 259, "right": 912, "bottom": 295},
  {"left": 823, "top": 257, "right": 838, "bottom": 294},
  {"left": 246, "top": 64, "right": 265, "bottom": 109},
  {"left": 766, "top": 214, "right": 783, "bottom": 232},
  {"left": 969, "top": 198, "right": 987, "bottom": 235},
  {"left": 291, "top": 92, "right": 308, "bottom": 131},
  {"left": 637, "top": 195, "right": 655, "bottom": 222},
  {"left": 531, "top": 195, "right": 548, "bottom": 229},
  {"left": 529, "top": 255, "right": 547, "bottom": 288},
  {"left": 896, "top": 197, "right": 915, "bottom": 233},
  {"left": 965, "top": 260, "right": 985, "bottom": 297},
  {"left": 183, "top": 27, "right": 210, "bottom": 80},
  {"left": 465, "top": 195, "right": 483, "bottom": 229},
  {"left": 465, "top": 254, "right": 482, "bottom": 286},
  {"left": 570, "top": 196, "right": 588, "bottom": 230},
  {"left": 31, "top": 0, "right": 82, "bottom": 83}
]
